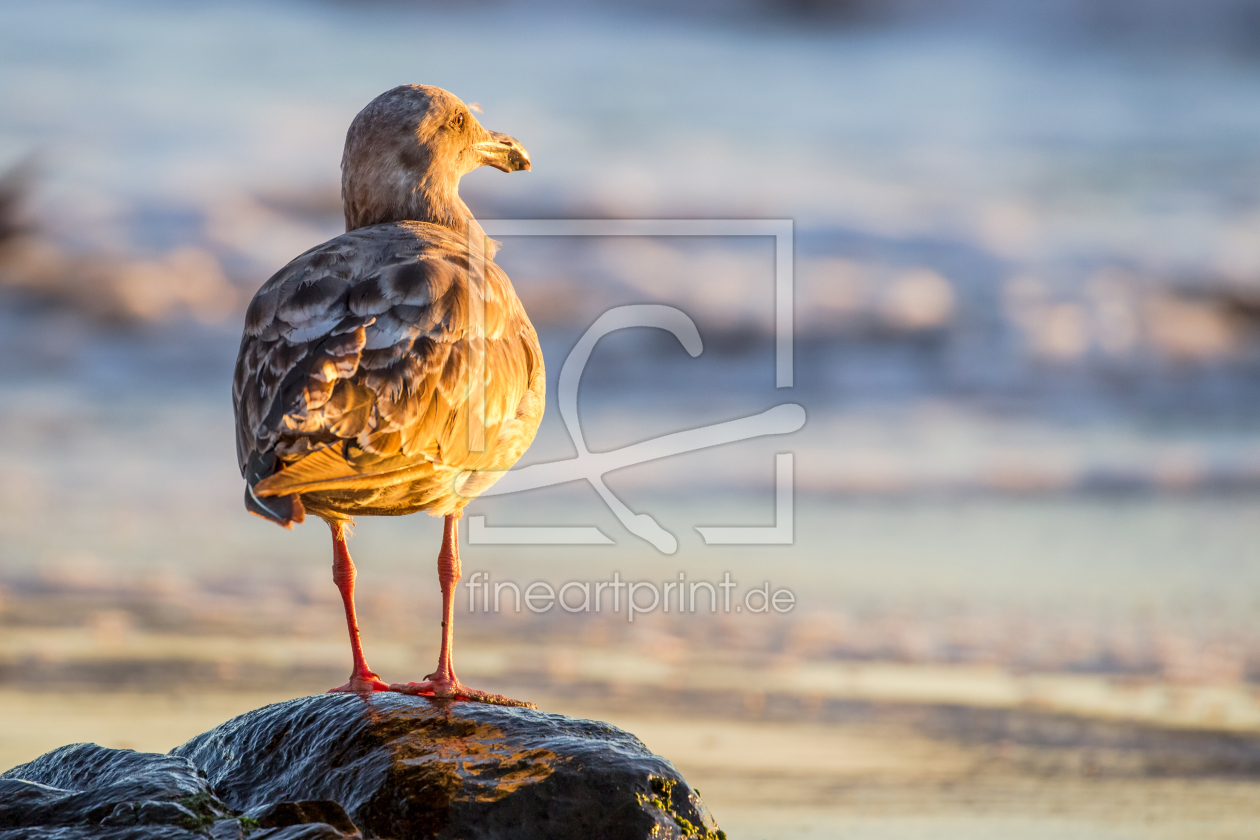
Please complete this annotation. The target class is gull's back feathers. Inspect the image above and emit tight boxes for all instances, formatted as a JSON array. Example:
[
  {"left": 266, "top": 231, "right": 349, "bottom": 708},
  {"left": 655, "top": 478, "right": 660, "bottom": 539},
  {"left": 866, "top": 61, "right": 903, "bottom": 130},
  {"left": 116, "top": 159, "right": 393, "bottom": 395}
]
[{"left": 233, "top": 220, "right": 544, "bottom": 526}]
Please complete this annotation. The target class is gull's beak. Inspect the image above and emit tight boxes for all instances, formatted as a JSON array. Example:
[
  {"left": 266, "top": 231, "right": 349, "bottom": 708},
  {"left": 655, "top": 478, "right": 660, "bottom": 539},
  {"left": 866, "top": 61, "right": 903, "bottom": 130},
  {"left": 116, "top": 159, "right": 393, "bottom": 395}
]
[{"left": 474, "top": 130, "right": 531, "bottom": 173}]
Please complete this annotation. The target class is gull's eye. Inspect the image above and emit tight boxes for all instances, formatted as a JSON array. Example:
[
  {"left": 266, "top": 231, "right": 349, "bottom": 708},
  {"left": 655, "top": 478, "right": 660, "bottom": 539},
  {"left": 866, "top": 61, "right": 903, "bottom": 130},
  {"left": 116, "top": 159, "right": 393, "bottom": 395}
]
[{"left": 454, "top": 112, "right": 465, "bottom": 129}]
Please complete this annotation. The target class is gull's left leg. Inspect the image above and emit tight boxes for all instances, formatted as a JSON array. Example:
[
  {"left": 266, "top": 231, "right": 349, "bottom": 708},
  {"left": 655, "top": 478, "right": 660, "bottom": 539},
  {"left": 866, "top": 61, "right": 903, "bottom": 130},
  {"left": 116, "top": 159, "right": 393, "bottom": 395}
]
[
  {"left": 326, "top": 519, "right": 390, "bottom": 694},
  {"left": 390, "top": 514, "right": 535, "bottom": 708}
]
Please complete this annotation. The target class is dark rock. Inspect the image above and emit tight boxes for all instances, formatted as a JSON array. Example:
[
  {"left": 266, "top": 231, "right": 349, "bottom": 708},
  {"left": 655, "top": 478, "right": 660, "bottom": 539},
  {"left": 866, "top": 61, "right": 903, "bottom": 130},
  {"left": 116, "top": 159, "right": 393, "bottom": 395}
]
[
  {"left": 208, "top": 819, "right": 245, "bottom": 840},
  {"left": 0, "top": 694, "right": 722, "bottom": 839},
  {"left": 0, "top": 744, "right": 226, "bottom": 832},
  {"left": 136, "top": 802, "right": 198, "bottom": 826},
  {"left": 175, "top": 693, "right": 721, "bottom": 839},
  {"left": 0, "top": 781, "right": 68, "bottom": 815},
  {"left": 1, "top": 743, "right": 207, "bottom": 800},
  {"left": 245, "top": 801, "right": 358, "bottom": 834},
  {"left": 99, "top": 803, "right": 138, "bottom": 827},
  {"left": 0, "top": 830, "right": 202, "bottom": 839},
  {"left": 252, "top": 826, "right": 352, "bottom": 840}
]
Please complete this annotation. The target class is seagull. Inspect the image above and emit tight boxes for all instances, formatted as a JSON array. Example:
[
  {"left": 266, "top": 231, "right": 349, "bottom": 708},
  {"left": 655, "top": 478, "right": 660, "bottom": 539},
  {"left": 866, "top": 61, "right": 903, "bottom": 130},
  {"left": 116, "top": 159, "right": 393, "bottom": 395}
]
[{"left": 232, "top": 85, "right": 541, "bottom": 707}]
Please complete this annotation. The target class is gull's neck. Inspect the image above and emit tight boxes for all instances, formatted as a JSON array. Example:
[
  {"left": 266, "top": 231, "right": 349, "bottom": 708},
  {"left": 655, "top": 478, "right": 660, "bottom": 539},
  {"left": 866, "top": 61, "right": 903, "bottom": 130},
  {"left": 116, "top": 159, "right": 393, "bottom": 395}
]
[{"left": 342, "top": 163, "right": 477, "bottom": 237}]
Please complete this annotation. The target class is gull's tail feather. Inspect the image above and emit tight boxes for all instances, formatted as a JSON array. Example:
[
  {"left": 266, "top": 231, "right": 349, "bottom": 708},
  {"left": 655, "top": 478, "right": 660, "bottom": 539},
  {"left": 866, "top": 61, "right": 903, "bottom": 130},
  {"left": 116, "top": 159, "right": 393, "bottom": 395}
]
[
  {"left": 254, "top": 444, "right": 439, "bottom": 497},
  {"left": 244, "top": 451, "right": 306, "bottom": 528}
]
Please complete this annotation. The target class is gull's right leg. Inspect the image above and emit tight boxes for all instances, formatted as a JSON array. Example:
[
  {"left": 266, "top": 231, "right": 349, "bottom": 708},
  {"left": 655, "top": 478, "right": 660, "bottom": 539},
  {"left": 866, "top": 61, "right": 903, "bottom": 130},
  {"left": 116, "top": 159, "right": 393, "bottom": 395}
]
[
  {"left": 389, "top": 515, "right": 535, "bottom": 708},
  {"left": 326, "top": 519, "right": 389, "bottom": 693}
]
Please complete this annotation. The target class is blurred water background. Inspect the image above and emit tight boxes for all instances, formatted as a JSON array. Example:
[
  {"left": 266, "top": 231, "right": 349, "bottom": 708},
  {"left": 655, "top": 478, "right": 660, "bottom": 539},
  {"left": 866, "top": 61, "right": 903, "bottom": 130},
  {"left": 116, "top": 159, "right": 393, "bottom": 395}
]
[{"left": 4, "top": 1, "right": 1260, "bottom": 837}]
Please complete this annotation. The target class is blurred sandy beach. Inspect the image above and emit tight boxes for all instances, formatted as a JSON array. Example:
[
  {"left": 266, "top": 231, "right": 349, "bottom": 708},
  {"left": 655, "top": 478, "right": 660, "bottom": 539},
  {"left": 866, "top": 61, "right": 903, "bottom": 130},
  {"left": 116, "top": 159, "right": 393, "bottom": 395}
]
[{"left": 4, "top": 1, "right": 1260, "bottom": 837}]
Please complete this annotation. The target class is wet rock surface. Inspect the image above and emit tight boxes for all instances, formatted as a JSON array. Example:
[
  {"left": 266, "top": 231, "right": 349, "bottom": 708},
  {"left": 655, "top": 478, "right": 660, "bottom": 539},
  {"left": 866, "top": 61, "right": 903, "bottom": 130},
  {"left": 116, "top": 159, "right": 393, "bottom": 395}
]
[
  {"left": 0, "top": 743, "right": 226, "bottom": 839},
  {"left": 0, "top": 694, "right": 722, "bottom": 840},
  {"left": 177, "top": 694, "right": 720, "bottom": 839}
]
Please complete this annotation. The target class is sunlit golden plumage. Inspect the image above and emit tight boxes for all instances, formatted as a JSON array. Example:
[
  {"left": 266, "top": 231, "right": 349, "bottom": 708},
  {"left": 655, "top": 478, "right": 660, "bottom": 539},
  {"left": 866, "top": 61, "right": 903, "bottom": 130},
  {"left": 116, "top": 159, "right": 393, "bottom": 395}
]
[{"left": 234, "top": 221, "right": 544, "bottom": 522}]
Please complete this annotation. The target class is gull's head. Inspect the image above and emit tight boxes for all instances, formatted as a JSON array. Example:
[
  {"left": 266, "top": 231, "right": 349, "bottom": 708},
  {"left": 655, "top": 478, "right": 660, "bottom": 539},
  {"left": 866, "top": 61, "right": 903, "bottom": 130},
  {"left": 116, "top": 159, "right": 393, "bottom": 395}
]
[{"left": 341, "top": 84, "right": 530, "bottom": 232}]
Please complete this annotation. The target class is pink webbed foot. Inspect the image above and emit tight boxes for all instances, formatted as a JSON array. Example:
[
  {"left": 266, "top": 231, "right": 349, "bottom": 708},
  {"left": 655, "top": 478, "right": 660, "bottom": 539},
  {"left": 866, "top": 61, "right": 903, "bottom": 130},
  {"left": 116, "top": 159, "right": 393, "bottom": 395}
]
[
  {"left": 388, "top": 677, "right": 536, "bottom": 709},
  {"left": 327, "top": 670, "right": 391, "bottom": 694}
]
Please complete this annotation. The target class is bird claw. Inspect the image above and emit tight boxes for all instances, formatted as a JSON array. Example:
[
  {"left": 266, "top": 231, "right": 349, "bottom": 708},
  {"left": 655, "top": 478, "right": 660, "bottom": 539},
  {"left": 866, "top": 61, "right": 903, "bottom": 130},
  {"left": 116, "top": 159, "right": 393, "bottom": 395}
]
[
  {"left": 327, "top": 673, "right": 391, "bottom": 694},
  {"left": 388, "top": 679, "right": 536, "bottom": 709}
]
